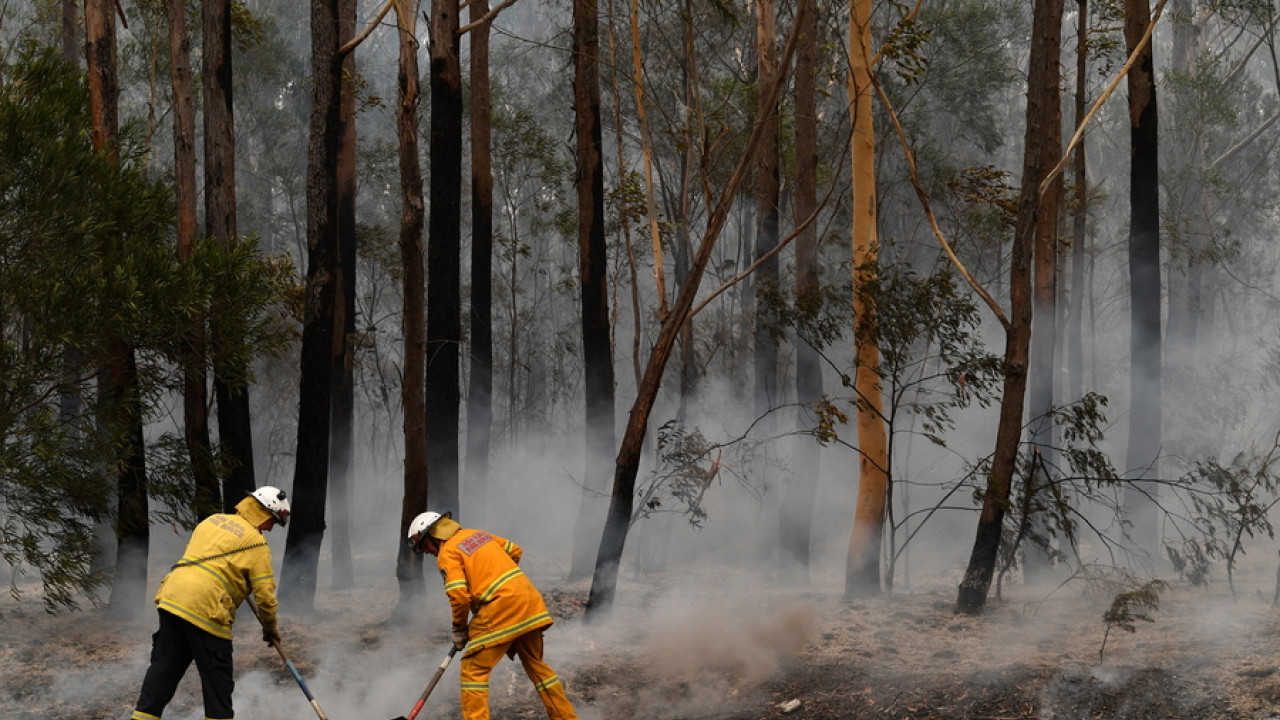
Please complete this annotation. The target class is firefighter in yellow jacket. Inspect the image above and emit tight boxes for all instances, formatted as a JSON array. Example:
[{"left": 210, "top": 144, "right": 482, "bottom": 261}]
[
  {"left": 408, "top": 511, "right": 579, "bottom": 720},
  {"left": 130, "top": 486, "right": 290, "bottom": 720}
]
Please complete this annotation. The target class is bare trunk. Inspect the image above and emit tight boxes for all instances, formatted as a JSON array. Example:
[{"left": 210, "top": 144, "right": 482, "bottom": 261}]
[
  {"left": 425, "top": 0, "right": 463, "bottom": 515},
  {"left": 329, "top": 0, "right": 358, "bottom": 590},
  {"left": 780, "top": 0, "right": 821, "bottom": 587},
  {"left": 283, "top": 0, "right": 343, "bottom": 611},
  {"left": 844, "top": 0, "right": 889, "bottom": 599},
  {"left": 393, "top": 0, "right": 428, "bottom": 623},
  {"left": 465, "top": 0, "right": 495, "bottom": 524},
  {"left": 956, "top": 0, "right": 1063, "bottom": 615},
  {"left": 204, "top": 0, "right": 256, "bottom": 511},
  {"left": 586, "top": 6, "right": 809, "bottom": 619},
  {"left": 1123, "top": 0, "right": 1163, "bottom": 555},
  {"left": 569, "top": 0, "right": 616, "bottom": 582},
  {"left": 169, "top": 0, "right": 218, "bottom": 519}
]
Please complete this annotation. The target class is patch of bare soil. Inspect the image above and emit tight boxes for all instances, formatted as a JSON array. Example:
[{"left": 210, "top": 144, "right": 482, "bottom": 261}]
[{"left": 4, "top": 566, "right": 1280, "bottom": 720}]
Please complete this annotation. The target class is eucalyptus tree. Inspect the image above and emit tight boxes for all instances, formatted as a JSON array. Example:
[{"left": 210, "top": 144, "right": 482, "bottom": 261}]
[
  {"left": 283, "top": 0, "right": 344, "bottom": 611},
  {"left": 586, "top": 3, "right": 810, "bottom": 619},
  {"left": 568, "top": 0, "right": 618, "bottom": 583},
  {"left": 956, "top": 0, "right": 1063, "bottom": 616},
  {"left": 165, "top": 0, "right": 218, "bottom": 518},
  {"left": 0, "top": 48, "right": 292, "bottom": 612},
  {"left": 425, "top": 0, "right": 464, "bottom": 520},
  {"left": 844, "top": 0, "right": 889, "bottom": 599},
  {"left": 1122, "top": 0, "right": 1163, "bottom": 555},
  {"left": 466, "top": 0, "right": 496, "bottom": 524},
  {"left": 779, "top": 0, "right": 822, "bottom": 587},
  {"left": 328, "top": 0, "right": 359, "bottom": 592},
  {"left": 85, "top": 0, "right": 153, "bottom": 617},
  {"left": 205, "top": 0, "right": 260, "bottom": 515}
]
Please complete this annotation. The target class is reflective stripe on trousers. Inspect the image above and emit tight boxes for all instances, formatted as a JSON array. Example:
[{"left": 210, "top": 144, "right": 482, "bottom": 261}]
[{"left": 459, "top": 628, "right": 578, "bottom": 720}]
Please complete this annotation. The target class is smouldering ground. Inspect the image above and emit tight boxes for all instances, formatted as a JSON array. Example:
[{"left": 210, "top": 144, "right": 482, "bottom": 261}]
[{"left": 6, "top": 560, "right": 1280, "bottom": 720}]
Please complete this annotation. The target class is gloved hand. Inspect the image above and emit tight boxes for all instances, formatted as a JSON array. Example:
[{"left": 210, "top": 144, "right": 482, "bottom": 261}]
[
  {"left": 261, "top": 618, "right": 281, "bottom": 647},
  {"left": 451, "top": 626, "right": 469, "bottom": 651}
]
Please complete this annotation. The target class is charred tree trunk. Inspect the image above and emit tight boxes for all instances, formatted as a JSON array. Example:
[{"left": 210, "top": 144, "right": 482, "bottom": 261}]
[
  {"left": 169, "top": 0, "right": 218, "bottom": 519},
  {"left": 329, "top": 0, "right": 358, "bottom": 590},
  {"left": 283, "top": 0, "right": 343, "bottom": 611},
  {"left": 1025, "top": 5, "right": 1065, "bottom": 584},
  {"left": 89, "top": 0, "right": 149, "bottom": 617},
  {"left": 61, "top": 0, "right": 79, "bottom": 64},
  {"left": 1123, "top": 0, "right": 1163, "bottom": 555},
  {"left": 465, "top": 0, "right": 495, "bottom": 523},
  {"left": 393, "top": 0, "right": 428, "bottom": 623},
  {"left": 780, "top": 0, "right": 821, "bottom": 587},
  {"left": 1067, "top": 0, "right": 1088, "bottom": 404},
  {"left": 956, "top": 0, "right": 1062, "bottom": 615},
  {"left": 568, "top": 0, "right": 616, "bottom": 583},
  {"left": 426, "top": 0, "right": 463, "bottom": 516},
  {"left": 586, "top": 7, "right": 808, "bottom": 619},
  {"left": 204, "top": 0, "right": 256, "bottom": 512}
]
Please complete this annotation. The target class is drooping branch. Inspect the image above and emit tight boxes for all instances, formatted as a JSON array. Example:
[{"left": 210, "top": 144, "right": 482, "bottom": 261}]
[
  {"left": 1039, "top": 0, "right": 1169, "bottom": 198},
  {"left": 868, "top": 73, "right": 1009, "bottom": 330},
  {"left": 339, "top": 0, "right": 394, "bottom": 57}
]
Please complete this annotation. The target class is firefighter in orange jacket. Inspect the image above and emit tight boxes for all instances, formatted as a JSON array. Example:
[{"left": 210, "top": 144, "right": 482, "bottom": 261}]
[
  {"left": 130, "top": 486, "right": 291, "bottom": 720},
  {"left": 408, "top": 511, "right": 579, "bottom": 720}
]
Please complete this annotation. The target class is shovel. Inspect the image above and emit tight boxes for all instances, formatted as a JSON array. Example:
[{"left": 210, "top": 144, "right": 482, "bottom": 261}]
[
  {"left": 247, "top": 597, "right": 331, "bottom": 720},
  {"left": 391, "top": 645, "right": 459, "bottom": 720}
]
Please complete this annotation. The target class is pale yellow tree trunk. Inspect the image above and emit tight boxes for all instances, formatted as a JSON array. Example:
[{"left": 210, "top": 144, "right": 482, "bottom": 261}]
[{"left": 844, "top": 0, "right": 889, "bottom": 599}]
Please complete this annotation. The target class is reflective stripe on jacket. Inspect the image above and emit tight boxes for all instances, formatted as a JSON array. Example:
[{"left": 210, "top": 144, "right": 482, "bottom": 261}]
[
  {"left": 154, "top": 496, "right": 278, "bottom": 639},
  {"left": 436, "top": 528, "right": 552, "bottom": 654}
]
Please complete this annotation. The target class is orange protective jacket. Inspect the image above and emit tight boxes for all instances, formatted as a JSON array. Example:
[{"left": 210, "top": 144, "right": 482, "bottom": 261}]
[
  {"left": 435, "top": 528, "right": 552, "bottom": 655},
  {"left": 153, "top": 496, "right": 278, "bottom": 639}
]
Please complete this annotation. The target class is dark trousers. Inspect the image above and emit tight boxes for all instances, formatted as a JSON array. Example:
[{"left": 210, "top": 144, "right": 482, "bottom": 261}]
[{"left": 131, "top": 609, "right": 235, "bottom": 720}]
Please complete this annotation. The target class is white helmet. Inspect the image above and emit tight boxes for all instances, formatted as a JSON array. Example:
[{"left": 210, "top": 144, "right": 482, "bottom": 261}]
[
  {"left": 407, "top": 511, "right": 446, "bottom": 552},
  {"left": 251, "top": 486, "right": 291, "bottom": 526}
]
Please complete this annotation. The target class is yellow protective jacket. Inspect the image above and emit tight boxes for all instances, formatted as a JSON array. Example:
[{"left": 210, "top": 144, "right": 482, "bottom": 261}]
[
  {"left": 436, "top": 528, "right": 552, "bottom": 655},
  {"left": 154, "top": 496, "right": 278, "bottom": 639}
]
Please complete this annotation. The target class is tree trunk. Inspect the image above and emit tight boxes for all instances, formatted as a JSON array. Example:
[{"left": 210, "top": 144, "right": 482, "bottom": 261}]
[
  {"left": 586, "top": 6, "right": 808, "bottom": 619},
  {"left": 393, "top": 0, "right": 428, "bottom": 624},
  {"left": 844, "top": 0, "right": 889, "bottom": 599},
  {"left": 89, "top": 0, "right": 149, "bottom": 617},
  {"left": 329, "top": 0, "right": 358, "bottom": 591},
  {"left": 204, "top": 0, "right": 256, "bottom": 512},
  {"left": 1067, "top": 0, "right": 1088, "bottom": 404},
  {"left": 426, "top": 0, "right": 463, "bottom": 516},
  {"left": 1123, "top": 0, "right": 1163, "bottom": 554},
  {"left": 752, "top": 0, "right": 783, "bottom": 578},
  {"left": 780, "top": 0, "right": 821, "bottom": 588},
  {"left": 955, "top": 0, "right": 1062, "bottom": 615},
  {"left": 465, "top": 0, "right": 495, "bottom": 524},
  {"left": 568, "top": 0, "right": 616, "bottom": 583},
  {"left": 169, "top": 0, "right": 219, "bottom": 519},
  {"left": 61, "top": 0, "right": 78, "bottom": 65},
  {"left": 283, "top": 0, "right": 343, "bottom": 611},
  {"left": 1025, "top": 0, "right": 1065, "bottom": 584}
]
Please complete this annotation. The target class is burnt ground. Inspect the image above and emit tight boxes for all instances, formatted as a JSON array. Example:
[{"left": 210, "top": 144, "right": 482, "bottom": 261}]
[{"left": 6, "top": 562, "right": 1280, "bottom": 720}]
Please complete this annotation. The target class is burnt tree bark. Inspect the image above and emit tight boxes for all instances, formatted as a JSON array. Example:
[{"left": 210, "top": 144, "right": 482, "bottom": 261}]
[
  {"left": 329, "top": 0, "right": 358, "bottom": 591},
  {"left": 90, "top": 0, "right": 150, "bottom": 618},
  {"left": 169, "top": 0, "right": 218, "bottom": 519},
  {"left": 204, "top": 0, "right": 256, "bottom": 512},
  {"left": 1123, "top": 0, "right": 1163, "bottom": 554},
  {"left": 586, "top": 6, "right": 808, "bottom": 619},
  {"left": 283, "top": 0, "right": 343, "bottom": 611},
  {"left": 955, "top": 0, "right": 1063, "bottom": 615},
  {"left": 426, "top": 0, "right": 463, "bottom": 516},
  {"left": 465, "top": 0, "right": 495, "bottom": 522},
  {"left": 392, "top": 0, "right": 428, "bottom": 623},
  {"left": 568, "top": 0, "right": 616, "bottom": 583}
]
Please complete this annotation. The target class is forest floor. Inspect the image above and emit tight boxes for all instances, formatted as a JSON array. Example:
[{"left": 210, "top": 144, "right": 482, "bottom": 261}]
[{"left": 7, "top": 557, "right": 1280, "bottom": 720}]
